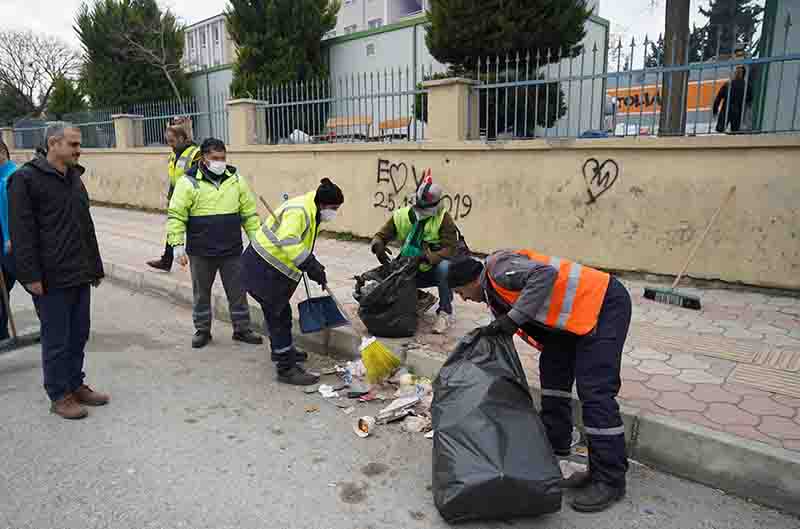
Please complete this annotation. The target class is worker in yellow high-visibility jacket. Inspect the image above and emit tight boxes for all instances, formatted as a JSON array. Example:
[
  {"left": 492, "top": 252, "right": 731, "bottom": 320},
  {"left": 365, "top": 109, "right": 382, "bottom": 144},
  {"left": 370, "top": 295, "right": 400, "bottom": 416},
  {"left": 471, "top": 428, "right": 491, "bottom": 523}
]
[
  {"left": 147, "top": 125, "right": 200, "bottom": 272},
  {"left": 241, "top": 178, "right": 345, "bottom": 386}
]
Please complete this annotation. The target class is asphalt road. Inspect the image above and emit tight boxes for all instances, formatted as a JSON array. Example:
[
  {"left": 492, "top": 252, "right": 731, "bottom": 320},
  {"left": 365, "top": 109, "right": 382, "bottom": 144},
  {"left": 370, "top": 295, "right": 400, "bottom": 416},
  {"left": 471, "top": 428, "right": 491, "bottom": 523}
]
[{"left": 0, "top": 282, "right": 797, "bottom": 529}]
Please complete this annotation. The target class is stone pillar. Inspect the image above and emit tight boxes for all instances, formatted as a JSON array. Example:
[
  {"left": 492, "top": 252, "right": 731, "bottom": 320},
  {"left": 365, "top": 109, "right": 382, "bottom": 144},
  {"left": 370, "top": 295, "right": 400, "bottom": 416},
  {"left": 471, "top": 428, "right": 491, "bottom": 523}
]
[
  {"left": 0, "top": 127, "right": 14, "bottom": 150},
  {"left": 112, "top": 114, "right": 144, "bottom": 148},
  {"left": 227, "top": 99, "right": 259, "bottom": 147},
  {"left": 422, "top": 78, "right": 479, "bottom": 142}
]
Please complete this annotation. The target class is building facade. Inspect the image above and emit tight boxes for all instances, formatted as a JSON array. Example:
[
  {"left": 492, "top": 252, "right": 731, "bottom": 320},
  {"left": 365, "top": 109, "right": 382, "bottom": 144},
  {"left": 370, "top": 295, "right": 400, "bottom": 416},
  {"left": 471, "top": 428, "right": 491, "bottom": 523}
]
[{"left": 183, "top": 14, "right": 236, "bottom": 72}]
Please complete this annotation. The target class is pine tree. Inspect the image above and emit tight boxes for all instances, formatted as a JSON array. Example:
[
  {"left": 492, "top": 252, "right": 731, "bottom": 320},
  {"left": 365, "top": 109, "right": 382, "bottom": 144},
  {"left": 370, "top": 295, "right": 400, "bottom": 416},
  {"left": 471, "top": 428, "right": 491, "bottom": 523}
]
[
  {"left": 76, "top": 0, "right": 189, "bottom": 108},
  {"left": 698, "top": 0, "right": 764, "bottom": 59},
  {"left": 226, "top": 0, "right": 340, "bottom": 97},
  {"left": 426, "top": 0, "right": 594, "bottom": 74},
  {"left": 47, "top": 76, "right": 87, "bottom": 119}
]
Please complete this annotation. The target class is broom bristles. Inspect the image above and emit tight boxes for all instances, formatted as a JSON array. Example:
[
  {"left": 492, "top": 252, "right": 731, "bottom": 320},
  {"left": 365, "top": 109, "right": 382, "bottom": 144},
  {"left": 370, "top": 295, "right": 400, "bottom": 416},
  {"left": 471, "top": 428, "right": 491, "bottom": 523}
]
[{"left": 361, "top": 337, "right": 401, "bottom": 384}]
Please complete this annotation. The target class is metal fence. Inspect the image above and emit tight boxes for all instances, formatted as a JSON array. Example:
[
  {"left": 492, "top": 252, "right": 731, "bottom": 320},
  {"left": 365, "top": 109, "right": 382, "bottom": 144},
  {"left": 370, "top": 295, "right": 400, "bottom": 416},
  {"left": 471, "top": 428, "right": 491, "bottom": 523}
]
[
  {"left": 11, "top": 92, "right": 230, "bottom": 150},
  {"left": 468, "top": 23, "right": 800, "bottom": 140},
  {"left": 253, "top": 66, "right": 434, "bottom": 144}
]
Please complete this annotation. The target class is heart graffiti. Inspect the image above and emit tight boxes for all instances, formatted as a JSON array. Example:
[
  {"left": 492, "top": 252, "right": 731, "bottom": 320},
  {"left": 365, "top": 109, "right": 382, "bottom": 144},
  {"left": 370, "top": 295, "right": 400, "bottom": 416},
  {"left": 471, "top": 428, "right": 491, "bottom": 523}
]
[
  {"left": 582, "top": 158, "right": 620, "bottom": 205},
  {"left": 388, "top": 162, "right": 409, "bottom": 194}
]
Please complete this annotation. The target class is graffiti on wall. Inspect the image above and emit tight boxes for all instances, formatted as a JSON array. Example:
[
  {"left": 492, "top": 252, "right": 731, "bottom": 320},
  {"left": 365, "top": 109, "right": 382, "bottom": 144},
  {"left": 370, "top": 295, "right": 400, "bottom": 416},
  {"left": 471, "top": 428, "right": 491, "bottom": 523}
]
[
  {"left": 582, "top": 158, "right": 620, "bottom": 205},
  {"left": 374, "top": 159, "right": 473, "bottom": 220}
]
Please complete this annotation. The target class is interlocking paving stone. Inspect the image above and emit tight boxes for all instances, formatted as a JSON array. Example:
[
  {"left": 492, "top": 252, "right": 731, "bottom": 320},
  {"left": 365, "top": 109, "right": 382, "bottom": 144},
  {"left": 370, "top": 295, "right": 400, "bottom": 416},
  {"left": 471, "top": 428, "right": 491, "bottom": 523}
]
[
  {"left": 672, "top": 411, "right": 723, "bottom": 432},
  {"left": 752, "top": 349, "right": 800, "bottom": 372},
  {"left": 738, "top": 397, "right": 796, "bottom": 418},
  {"left": 619, "top": 381, "right": 660, "bottom": 402},
  {"left": 757, "top": 416, "right": 800, "bottom": 440},
  {"left": 621, "top": 366, "right": 651, "bottom": 382},
  {"left": 724, "top": 425, "right": 784, "bottom": 448},
  {"left": 628, "top": 322, "right": 762, "bottom": 363},
  {"left": 704, "top": 403, "right": 759, "bottom": 426},
  {"left": 676, "top": 370, "right": 724, "bottom": 385},
  {"left": 667, "top": 353, "right": 711, "bottom": 370},
  {"left": 730, "top": 364, "right": 800, "bottom": 399},
  {"left": 637, "top": 360, "right": 680, "bottom": 376},
  {"left": 656, "top": 392, "right": 707, "bottom": 412},
  {"left": 628, "top": 347, "right": 669, "bottom": 361},
  {"left": 772, "top": 395, "right": 800, "bottom": 408},
  {"left": 721, "top": 382, "right": 774, "bottom": 397},
  {"left": 690, "top": 384, "right": 742, "bottom": 404},
  {"left": 784, "top": 440, "right": 800, "bottom": 451},
  {"left": 645, "top": 375, "right": 694, "bottom": 393}
]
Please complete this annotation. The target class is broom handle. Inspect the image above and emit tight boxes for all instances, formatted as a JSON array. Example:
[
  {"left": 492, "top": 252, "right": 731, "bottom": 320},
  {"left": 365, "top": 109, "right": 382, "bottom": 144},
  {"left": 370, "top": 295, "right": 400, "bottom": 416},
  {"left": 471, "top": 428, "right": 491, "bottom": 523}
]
[
  {"left": 258, "top": 195, "right": 281, "bottom": 228},
  {"left": 0, "top": 269, "right": 17, "bottom": 341},
  {"left": 671, "top": 185, "right": 736, "bottom": 290}
]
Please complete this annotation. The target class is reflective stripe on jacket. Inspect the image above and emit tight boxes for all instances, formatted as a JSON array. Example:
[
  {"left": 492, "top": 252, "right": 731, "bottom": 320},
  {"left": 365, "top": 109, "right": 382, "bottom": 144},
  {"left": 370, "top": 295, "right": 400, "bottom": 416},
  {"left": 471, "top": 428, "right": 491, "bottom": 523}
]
[
  {"left": 168, "top": 145, "right": 201, "bottom": 187},
  {"left": 486, "top": 249, "right": 610, "bottom": 336},
  {"left": 166, "top": 164, "right": 260, "bottom": 257},
  {"left": 392, "top": 205, "right": 446, "bottom": 272},
  {"left": 250, "top": 191, "right": 318, "bottom": 282}
]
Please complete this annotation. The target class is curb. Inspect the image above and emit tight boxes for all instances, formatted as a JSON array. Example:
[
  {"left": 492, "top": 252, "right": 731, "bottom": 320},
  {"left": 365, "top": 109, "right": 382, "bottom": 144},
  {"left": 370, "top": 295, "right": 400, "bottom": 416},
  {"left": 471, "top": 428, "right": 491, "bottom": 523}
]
[{"left": 105, "top": 260, "right": 800, "bottom": 517}]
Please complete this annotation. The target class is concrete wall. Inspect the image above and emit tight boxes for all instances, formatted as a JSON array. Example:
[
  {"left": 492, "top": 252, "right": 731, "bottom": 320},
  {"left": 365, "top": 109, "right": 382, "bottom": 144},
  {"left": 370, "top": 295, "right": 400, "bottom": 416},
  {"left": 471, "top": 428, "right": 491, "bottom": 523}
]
[{"left": 16, "top": 135, "right": 799, "bottom": 289}]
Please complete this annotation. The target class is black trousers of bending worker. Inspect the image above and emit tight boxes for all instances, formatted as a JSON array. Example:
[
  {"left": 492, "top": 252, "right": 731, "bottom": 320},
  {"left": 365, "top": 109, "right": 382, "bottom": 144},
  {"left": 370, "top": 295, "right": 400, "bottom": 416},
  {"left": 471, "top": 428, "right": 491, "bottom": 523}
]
[
  {"left": 189, "top": 255, "right": 252, "bottom": 335},
  {"left": 536, "top": 277, "right": 632, "bottom": 489},
  {"left": 159, "top": 186, "right": 176, "bottom": 268}
]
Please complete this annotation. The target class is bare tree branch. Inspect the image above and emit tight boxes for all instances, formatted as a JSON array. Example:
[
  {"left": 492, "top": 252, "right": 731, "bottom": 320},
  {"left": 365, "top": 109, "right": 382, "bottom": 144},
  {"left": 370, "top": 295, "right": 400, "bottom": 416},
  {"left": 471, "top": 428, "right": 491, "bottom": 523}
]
[
  {"left": 117, "top": 12, "right": 185, "bottom": 110},
  {"left": 0, "top": 30, "right": 80, "bottom": 115}
]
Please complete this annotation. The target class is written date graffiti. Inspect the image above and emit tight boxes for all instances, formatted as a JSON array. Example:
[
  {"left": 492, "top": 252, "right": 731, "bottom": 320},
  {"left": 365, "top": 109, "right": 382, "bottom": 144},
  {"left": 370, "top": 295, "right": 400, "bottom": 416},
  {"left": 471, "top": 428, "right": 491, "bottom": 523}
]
[{"left": 374, "top": 159, "right": 473, "bottom": 220}]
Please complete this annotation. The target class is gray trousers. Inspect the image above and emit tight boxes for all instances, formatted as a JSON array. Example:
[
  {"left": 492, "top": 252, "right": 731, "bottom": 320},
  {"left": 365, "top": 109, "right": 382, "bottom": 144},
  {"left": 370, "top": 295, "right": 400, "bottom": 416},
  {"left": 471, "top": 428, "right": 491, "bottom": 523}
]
[{"left": 190, "top": 255, "right": 251, "bottom": 334}]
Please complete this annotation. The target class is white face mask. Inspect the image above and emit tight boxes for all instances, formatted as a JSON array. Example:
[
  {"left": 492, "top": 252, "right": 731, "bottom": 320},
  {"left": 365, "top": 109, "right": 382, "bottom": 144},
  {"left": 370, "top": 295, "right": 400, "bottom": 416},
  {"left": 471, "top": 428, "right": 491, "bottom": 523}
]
[
  {"left": 206, "top": 160, "right": 227, "bottom": 176},
  {"left": 320, "top": 209, "right": 338, "bottom": 223}
]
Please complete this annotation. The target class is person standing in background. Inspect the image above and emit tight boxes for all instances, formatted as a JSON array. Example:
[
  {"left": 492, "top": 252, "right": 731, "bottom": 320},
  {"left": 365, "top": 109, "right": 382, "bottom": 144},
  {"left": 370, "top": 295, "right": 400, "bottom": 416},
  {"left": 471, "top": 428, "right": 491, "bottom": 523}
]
[
  {"left": 147, "top": 123, "right": 200, "bottom": 272},
  {"left": 0, "top": 140, "right": 17, "bottom": 339},
  {"left": 9, "top": 123, "right": 108, "bottom": 420}
]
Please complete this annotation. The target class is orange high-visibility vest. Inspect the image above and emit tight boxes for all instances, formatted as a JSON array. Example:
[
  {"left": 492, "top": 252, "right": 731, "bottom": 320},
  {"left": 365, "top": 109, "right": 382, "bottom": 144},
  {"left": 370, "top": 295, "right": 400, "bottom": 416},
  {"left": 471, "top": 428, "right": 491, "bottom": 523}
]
[{"left": 487, "top": 250, "right": 610, "bottom": 336}]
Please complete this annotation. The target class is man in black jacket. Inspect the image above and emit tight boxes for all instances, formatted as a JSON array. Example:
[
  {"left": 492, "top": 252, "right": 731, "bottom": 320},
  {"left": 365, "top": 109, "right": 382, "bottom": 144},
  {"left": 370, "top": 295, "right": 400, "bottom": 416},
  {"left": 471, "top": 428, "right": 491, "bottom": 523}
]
[{"left": 9, "top": 122, "right": 108, "bottom": 420}]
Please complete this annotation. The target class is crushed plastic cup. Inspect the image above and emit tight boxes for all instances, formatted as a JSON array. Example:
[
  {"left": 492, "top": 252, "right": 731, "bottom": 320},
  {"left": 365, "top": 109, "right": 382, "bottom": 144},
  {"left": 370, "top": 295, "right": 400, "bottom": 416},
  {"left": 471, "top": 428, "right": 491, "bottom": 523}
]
[{"left": 354, "top": 416, "right": 376, "bottom": 438}]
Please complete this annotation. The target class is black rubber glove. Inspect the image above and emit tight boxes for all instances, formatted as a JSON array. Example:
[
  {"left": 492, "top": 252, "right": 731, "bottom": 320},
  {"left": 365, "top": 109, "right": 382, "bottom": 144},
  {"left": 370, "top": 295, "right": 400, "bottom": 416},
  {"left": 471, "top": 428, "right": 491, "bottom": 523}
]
[
  {"left": 370, "top": 238, "right": 392, "bottom": 265},
  {"left": 482, "top": 315, "right": 519, "bottom": 336},
  {"left": 302, "top": 256, "right": 327, "bottom": 288}
]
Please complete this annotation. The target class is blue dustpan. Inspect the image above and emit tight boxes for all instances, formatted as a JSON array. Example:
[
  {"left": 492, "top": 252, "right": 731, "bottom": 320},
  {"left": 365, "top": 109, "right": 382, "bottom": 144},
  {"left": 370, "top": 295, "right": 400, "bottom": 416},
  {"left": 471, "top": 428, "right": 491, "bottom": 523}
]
[{"left": 298, "top": 276, "right": 350, "bottom": 334}]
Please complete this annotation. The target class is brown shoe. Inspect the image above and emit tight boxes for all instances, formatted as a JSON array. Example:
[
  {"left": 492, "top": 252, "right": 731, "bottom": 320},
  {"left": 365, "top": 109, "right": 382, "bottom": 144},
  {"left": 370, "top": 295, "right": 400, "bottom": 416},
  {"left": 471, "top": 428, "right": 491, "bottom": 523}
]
[
  {"left": 50, "top": 394, "right": 88, "bottom": 420},
  {"left": 74, "top": 384, "right": 110, "bottom": 406}
]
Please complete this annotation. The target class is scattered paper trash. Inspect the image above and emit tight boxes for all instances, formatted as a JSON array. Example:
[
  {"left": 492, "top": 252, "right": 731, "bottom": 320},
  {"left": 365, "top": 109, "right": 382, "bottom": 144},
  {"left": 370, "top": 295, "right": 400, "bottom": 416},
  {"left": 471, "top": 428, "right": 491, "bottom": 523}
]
[
  {"left": 343, "top": 407, "right": 356, "bottom": 415},
  {"left": 318, "top": 385, "right": 339, "bottom": 398},
  {"left": 303, "top": 385, "right": 320, "bottom": 394},
  {"left": 402, "top": 416, "right": 431, "bottom": 433},
  {"left": 425, "top": 430, "right": 435, "bottom": 439},
  {"left": 377, "top": 395, "right": 420, "bottom": 423},
  {"left": 305, "top": 405, "right": 319, "bottom": 414},
  {"left": 354, "top": 416, "right": 376, "bottom": 438},
  {"left": 559, "top": 460, "right": 588, "bottom": 479}
]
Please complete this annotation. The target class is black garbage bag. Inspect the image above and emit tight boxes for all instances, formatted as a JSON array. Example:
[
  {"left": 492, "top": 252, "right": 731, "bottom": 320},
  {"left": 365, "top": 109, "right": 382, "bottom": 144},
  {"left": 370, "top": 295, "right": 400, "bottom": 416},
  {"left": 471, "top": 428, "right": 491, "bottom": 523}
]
[
  {"left": 353, "top": 257, "right": 418, "bottom": 338},
  {"left": 431, "top": 330, "right": 563, "bottom": 523}
]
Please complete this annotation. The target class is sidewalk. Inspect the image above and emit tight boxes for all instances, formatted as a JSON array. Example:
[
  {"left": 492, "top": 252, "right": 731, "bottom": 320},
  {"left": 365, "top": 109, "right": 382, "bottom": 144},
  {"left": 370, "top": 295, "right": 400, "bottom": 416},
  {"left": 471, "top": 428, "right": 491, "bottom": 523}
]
[{"left": 93, "top": 206, "right": 800, "bottom": 454}]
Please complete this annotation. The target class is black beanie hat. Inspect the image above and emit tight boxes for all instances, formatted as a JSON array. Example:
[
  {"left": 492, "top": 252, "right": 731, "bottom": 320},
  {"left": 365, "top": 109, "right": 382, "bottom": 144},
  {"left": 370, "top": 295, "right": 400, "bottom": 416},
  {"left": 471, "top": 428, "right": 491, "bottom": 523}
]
[
  {"left": 447, "top": 256, "right": 485, "bottom": 288},
  {"left": 315, "top": 177, "right": 344, "bottom": 206}
]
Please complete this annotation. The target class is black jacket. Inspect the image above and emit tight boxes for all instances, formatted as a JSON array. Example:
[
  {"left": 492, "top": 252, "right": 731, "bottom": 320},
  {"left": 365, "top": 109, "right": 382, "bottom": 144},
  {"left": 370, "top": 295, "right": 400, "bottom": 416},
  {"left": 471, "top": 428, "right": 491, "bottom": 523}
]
[{"left": 9, "top": 157, "right": 104, "bottom": 292}]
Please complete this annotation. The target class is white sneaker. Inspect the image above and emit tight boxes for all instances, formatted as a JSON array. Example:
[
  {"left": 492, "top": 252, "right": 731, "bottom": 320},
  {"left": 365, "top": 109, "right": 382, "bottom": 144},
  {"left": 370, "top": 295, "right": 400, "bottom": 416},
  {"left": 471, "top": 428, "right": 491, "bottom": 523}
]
[{"left": 433, "top": 313, "right": 454, "bottom": 334}]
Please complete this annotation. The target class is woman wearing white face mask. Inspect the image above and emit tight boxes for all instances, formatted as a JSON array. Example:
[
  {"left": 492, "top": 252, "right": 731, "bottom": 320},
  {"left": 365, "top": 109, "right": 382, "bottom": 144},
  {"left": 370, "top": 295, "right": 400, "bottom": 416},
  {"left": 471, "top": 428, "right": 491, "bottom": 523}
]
[
  {"left": 242, "top": 178, "right": 344, "bottom": 386},
  {"left": 166, "top": 137, "right": 264, "bottom": 349}
]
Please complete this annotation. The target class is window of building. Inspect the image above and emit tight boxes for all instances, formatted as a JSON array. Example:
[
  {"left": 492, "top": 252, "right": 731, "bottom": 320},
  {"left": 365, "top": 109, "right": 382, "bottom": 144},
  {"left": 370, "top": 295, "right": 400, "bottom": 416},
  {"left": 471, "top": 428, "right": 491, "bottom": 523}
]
[
  {"left": 201, "top": 31, "right": 207, "bottom": 48},
  {"left": 344, "top": 0, "right": 355, "bottom": 5},
  {"left": 368, "top": 18, "right": 383, "bottom": 29},
  {"left": 366, "top": 42, "right": 376, "bottom": 56},
  {"left": 189, "top": 34, "right": 195, "bottom": 54},
  {"left": 344, "top": 24, "right": 358, "bottom": 35},
  {"left": 213, "top": 25, "right": 220, "bottom": 44}
]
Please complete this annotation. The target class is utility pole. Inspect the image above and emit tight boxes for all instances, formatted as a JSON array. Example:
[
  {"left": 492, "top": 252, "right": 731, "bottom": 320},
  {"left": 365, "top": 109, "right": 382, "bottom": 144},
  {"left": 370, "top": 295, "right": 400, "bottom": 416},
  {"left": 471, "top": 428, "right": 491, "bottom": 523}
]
[{"left": 659, "top": 0, "right": 690, "bottom": 136}]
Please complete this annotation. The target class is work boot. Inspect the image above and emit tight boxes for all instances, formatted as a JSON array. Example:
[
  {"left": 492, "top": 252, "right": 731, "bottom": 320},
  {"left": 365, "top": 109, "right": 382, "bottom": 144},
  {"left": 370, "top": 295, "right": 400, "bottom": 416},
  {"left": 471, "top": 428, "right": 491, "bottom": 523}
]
[
  {"left": 278, "top": 366, "right": 320, "bottom": 386},
  {"left": 432, "top": 312, "right": 454, "bottom": 334},
  {"left": 50, "top": 394, "right": 88, "bottom": 420},
  {"left": 570, "top": 481, "right": 626, "bottom": 513},
  {"left": 416, "top": 291, "right": 437, "bottom": 316},
  {"left": 192, "top": 331, "right": 212, "bottom": 349},
  {"left": 74, "top": 384, "right": 110, "bottom": 406},
  {"left": 146, "top": 259, "right": 171, "bottom": 272},
  {"left": 560, "top": 470, "right": 592, "bottom": 489},
  {"left": 271, "top": 348, "right": 308, "bottom": 363},
  {"left": 233, "top": 330, "right": 264, "bottom": 345}
]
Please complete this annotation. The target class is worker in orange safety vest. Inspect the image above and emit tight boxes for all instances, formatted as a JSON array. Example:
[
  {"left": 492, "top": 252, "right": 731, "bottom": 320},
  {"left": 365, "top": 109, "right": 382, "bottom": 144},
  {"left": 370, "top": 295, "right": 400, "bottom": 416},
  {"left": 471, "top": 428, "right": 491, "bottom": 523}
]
[{"left": 446, "top": 249, "right": 632, "bottom": 513}]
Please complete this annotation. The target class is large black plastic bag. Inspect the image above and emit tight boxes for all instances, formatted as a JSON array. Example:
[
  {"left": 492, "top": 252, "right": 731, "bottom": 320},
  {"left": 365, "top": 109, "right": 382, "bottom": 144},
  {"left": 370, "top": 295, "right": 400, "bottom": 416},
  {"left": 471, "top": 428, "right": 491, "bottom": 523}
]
[
  {"left": 353, "top": 257, "right": 418, "bottom": 338},
  {"left": 431, "top": 330, "right": 563, "bottom": 523}
]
